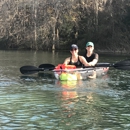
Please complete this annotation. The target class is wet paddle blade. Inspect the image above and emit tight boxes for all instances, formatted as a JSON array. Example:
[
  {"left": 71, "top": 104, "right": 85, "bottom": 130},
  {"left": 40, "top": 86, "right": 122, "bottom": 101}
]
[
  {"left": 20, "top": 66, "right": 43, "bottom": 74},
  {"left": 114, "top": 59, "right": 130, "bottom": 70},
  {"left": 20, "top": 64, "right": 55, "bottom": 75},
  {"left": 39, "top": 64, "right": 55, "bottom": 70},
  {"left": 85, "top": 59, "right": 130, "bottom": 70}
]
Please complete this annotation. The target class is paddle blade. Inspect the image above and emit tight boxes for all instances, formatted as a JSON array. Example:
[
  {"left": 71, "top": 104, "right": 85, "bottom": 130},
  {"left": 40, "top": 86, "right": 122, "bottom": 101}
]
[
  {"left": 114, "top": 59, "right": 130, "bottom": 70},
  {"left": 39, "top": 64, "right": 55, "bottom": 70},
  {"left": 20, "top": 66, "right": 42, "bottom": 74},
  {"left": 95, "top": 59, "right": 130, "bottom": 70}
]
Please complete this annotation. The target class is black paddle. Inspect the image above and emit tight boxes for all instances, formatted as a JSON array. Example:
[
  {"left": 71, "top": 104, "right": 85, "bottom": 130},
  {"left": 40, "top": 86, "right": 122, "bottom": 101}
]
[
  {"left": 20, "top": 63, "right": 93, "bottom": 74},
  {"left": 20, "top": 64, "right": 55, "bottom": 74},
  {"left": 94, "top": 59, "right": 130, "bottom": 70},
  {"left": 38, "top": 64, "right": 55, "bottom": 70},
  {"left": 20, "top": 59, "right": 130, "bottom": 75},
  {"left": 38, "top": 59, "right": 130, "bottom": 70}
]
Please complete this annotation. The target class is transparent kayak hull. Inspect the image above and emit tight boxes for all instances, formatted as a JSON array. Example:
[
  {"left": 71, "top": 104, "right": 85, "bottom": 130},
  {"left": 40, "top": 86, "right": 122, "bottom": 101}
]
[{"left": 53, "top": 67, "right": 109, "bottom": 80}]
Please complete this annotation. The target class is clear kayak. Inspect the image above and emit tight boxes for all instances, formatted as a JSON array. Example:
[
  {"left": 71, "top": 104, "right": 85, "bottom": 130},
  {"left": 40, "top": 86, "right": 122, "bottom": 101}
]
[{"left": 53, "top": 67, "right": 109, "bottom": 81}]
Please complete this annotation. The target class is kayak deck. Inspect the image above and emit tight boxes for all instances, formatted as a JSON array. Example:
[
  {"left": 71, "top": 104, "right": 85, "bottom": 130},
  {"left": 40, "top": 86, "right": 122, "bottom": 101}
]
[{"left": 53, "top": 67, "right": 109, "bottom": 80}]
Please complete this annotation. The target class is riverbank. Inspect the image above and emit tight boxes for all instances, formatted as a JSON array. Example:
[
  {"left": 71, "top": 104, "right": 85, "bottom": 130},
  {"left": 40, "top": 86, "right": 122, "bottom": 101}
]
[{"left": 0, "top": 48, "right": 130, "bottom": 56}]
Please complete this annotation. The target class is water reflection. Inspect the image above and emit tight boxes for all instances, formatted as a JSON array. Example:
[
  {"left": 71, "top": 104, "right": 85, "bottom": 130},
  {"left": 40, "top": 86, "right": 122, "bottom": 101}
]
[
  {"left": 57, "top": 80, "right": 79, "bottom": 100},
  {"left": 54, "top": 79, "right": 109, "bottom": 129},
  {"left": 55, "top": 76, "right": 109, "bottom": 103}
]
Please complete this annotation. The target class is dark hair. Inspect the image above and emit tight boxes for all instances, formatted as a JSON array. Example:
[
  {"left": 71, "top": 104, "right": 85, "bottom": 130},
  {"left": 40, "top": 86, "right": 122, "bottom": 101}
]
[{"left": 83, "top": 49, "right": 87, "bottom": 57}]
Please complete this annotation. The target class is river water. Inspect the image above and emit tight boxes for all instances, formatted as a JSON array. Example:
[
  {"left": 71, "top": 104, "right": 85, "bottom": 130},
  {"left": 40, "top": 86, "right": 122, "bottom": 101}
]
[{"left": 0, "top": 50, "right": 130, "bottom": 130}]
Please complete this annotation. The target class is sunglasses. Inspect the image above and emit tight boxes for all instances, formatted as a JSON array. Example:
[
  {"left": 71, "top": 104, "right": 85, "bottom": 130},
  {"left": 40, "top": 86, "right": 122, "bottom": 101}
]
[
  {"left": 87, "top": 46, "right": 92, "bottom": 47},
  {"left": 70, "top": 48, "right": 77, "bottom": 51}
]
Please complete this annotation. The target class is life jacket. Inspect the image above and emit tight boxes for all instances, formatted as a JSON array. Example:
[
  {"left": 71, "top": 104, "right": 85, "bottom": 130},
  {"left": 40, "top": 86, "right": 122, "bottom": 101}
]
[{"left": 55, "top": 64, "right": 76, "bottom": 70}]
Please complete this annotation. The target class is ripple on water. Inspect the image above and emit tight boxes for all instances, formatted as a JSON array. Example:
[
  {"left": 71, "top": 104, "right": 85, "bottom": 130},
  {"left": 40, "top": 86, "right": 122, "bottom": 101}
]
[{"left": 0, "top": 79, "right": 20, "bottom": 87}]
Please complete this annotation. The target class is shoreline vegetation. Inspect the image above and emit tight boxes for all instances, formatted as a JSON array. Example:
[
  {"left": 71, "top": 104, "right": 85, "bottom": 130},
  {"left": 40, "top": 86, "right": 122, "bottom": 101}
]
[
  {"left": 0, "top": 48, "right": 129, "bottom": 55},
  {"left": 0, "top": 0, "right": 130, "bottom": 52}
]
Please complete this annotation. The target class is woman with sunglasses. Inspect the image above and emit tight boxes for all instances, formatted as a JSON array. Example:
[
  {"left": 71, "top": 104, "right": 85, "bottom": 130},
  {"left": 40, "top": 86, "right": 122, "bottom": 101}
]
[
  {"left": 63, "top": 44, "right": 91, "bottom": 68},
  {"left": 84, "top": 42, "right": 99, "bottom": 66}
]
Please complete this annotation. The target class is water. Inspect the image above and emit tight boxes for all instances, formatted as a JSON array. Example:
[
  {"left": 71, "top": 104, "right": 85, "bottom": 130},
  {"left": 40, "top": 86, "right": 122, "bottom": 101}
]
[{"left": 0, "top": 50, "right": 130, "bottom": 130}]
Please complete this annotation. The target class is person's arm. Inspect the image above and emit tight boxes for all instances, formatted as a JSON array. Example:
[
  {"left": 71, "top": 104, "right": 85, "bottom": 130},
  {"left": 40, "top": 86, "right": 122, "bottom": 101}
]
[
  {"left": 63, "top": 57, "right": 70, "bottom": 65},
  {"left": 79, "top": 56, "right": 90, "bottom": 66},
  {"left": 88, "top": 59, "right": 98, "bottom": 66}
]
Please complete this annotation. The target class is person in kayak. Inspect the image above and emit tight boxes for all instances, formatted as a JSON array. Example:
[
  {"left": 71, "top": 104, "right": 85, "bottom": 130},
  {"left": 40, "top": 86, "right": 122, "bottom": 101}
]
[
  {"left": 83, "top": 42, "right": 99, "bottom": 78},
  {"left": 63, "top": 44, "right": 91, "bottom": 68},
  {"left": 84, "top": 42, "right": 99, "bottom": 66}
]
